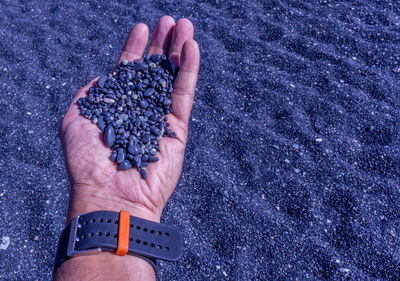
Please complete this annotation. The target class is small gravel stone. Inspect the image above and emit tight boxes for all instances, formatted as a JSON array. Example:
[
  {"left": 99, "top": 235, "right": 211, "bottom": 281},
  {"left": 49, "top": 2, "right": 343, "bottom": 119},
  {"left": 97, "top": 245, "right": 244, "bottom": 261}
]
[
  {"left": 139, "top": 100, "right": 149, "bottom": 109},
  {"left": 163, "top": 98, "right": 171, "bottom": 105},
  {"left": 0, "top": 236, "right": 10, "bottom": 250},
  {"left": 116, "top": 148, "right": 125, "bottom": 164},
  {"left": 339, "top": 268, "right": 350, "bottom": 273},
  {"left": 143, "top": 88, "right": 155, "bottom": 97},
  {"left": 128, "top": 144, "right": 140, "bottom": 155},
  {"left": 120, "top": 114, "right": 129, "bottom": 121},
  {"left": 142, "top": 134, "right": 151, "bottom": 144},
  {"left": 140, "top": 169, "right": 147, "bottom": 179},
  {"left": 150, "top": 54, "right": 162, "bottom": 62},
  {"left": 110, "top": 150, "right": 117, "bottom": 161},
  {"left": 97, "top": 75, "right": 107, "bottom": 88},
  {"left": 150, "top": 126, "right": 160, "bottom": 136},
  {"left": 119, "top": 160, "right": 132, "bottom": 170},
  {"left": 104, "top": 98, "right": 115, "bottom": 103},
  {"left": 104, "top": 125, "right": 116, "bottom": 147},
  {"left": 149, "top": 156, "right": 159, "bottom": 162},
  {"left": 115, "top": 119, "right": 123, "bottom": 127}
]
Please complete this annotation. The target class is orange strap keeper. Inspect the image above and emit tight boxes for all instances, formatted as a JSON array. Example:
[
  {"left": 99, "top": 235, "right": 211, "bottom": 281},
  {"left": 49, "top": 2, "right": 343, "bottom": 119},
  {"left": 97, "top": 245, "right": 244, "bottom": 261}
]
[{"left": 115, "top": 210, "right": 130, "bottom": 256}]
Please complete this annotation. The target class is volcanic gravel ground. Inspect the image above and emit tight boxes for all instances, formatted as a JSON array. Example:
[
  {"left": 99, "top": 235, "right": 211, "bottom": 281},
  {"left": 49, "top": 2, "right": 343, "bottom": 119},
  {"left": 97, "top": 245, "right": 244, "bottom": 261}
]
[{"left": 0, "top": 0, "right": 400, "bottom": 280}]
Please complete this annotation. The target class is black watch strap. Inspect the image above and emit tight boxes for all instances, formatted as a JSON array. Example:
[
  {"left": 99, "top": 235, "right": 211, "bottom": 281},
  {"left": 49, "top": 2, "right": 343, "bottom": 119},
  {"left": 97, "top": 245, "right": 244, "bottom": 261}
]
[{"left": 54, "top": 210, "right": 183, "bottom": 275}]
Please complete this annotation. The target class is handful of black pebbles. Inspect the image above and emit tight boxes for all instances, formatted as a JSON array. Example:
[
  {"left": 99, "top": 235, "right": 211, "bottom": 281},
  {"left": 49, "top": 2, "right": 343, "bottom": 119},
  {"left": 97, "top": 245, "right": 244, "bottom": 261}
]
[{"left": 77, "top": 54, "right": 178, "bottom": 179}]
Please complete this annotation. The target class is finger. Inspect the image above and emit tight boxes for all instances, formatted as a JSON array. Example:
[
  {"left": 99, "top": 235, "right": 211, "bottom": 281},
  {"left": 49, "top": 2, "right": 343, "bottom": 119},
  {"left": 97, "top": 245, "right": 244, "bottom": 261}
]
[
  {"left": 147, "top": 16, "right": 175, "bottom": 55},
  {"left": 170, "top": 40, "right": 200, "bottom": 127},
  {"left": 168, "top": 18, "right": 194, "bottom": 66},
  {"left": 116, "top": 23, "right": 149, "bottom": 66}
]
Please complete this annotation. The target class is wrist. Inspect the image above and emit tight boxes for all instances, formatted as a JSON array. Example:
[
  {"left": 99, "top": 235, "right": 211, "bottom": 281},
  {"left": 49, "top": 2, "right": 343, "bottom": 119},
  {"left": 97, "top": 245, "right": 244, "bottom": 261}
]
[
  {"left": 56, "top": 184, "right": 161, "bottom": 281},
  {"left": 54, "top": 252, "right": 156, "bottom": 281},
  {"left": 67, "top": 184, "right": 161, "bottom": 225}
]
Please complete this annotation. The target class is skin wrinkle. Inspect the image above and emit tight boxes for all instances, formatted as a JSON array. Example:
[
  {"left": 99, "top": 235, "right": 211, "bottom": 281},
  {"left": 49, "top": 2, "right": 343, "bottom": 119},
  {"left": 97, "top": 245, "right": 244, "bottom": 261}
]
[
  {"left": 168, "top": 114, "right": 190, "bottom": 141},
  {"left": 120, "top": 50, "right": 142, "bottom": 59},
  {"left": 86, "top": 273, "right": 103, "bottom": 281},
  {"left": 71, "top": 186, "right": 159, "bottom": 220}
]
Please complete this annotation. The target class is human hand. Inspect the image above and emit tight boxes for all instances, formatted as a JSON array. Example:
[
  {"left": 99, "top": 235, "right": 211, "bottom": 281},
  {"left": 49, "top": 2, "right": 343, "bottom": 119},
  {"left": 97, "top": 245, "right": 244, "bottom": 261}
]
[{"left": 59, "top": 16, "right": 199, "bottom": 224}]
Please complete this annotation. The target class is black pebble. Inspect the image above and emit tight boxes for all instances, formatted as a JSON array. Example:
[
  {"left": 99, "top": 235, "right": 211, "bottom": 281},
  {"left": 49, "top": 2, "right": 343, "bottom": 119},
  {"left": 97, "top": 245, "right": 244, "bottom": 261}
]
[
  {"left": 104, "top": 125, "right": 116, "bottom": 147},
  {"left": 134, "top": 119, "right": 141, "bottom": 127},
  {"left": 142, "top": 134, "right": 151, "bottom": 144},
  {"left": 149, "top": 114, "right": 158, "bottom": 121},
  {"left": 140, "top": 169, "right": 147, "bottom": 179},
  {"left": 133, "top": 63, "right": 147, "bottom": 71},
  {"left": 98, "top": 116, "right": 106, "bottom": 131},
  {"left": 116, "top": 148, "right": 125, "bottom": 163},
  {"left": 150, "top": 54, "right": 162, "bottom": 62},
  {"left": 163, "top": 98, "right": 171, "bottom": 106},
  {"left": 97, "top": 75, "right": 108, "bottom": 88},
  {"left": 150, "top": 126, "right": 160, "bottom": 136},
  {"left": 128, "top": 144, "right": 140, "bottom": 155},
  {"left": 139, "top": 100, "right": 149, "bottom": 109},
  {"left": 119, "top": 160, "right": 132, "bottom": 170},
  {"left": 149, "top": 156, "right": 159, "bottom": 162},
  {"left": 144, "top": 110, "right": 153, "bottom": 117},
  {"left": 143, "top": 88, "right": 155, "bottom": 97},
  {"left": 110, "top": 150, "right": 117, "bottom": 161}
]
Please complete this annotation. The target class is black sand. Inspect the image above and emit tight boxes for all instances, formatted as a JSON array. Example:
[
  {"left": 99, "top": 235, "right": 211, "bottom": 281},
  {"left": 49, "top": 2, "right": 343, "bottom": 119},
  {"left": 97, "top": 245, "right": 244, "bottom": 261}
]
[{"left": 0, "top": 0, "right": 399, "bottom": 280}]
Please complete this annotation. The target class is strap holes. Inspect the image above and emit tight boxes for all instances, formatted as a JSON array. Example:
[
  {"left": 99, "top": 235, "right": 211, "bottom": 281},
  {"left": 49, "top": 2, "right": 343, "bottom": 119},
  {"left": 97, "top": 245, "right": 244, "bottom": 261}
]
[
  {"left": 99, "top": 218, "right": 104, "bottom": 223},
  {"left": 82, "top": 234, "right": 87, "bottom": 239},
  {"left": 106, "top": 232, "right": 111, "bottom": 237},
  {"left": 113, "top": 234, "right": 118, "bottom": 238},
  {"left": 150, "top": 229, "right": 155, "bottom": 234},
  {"left": 89, "top": 233, "right": 94, "bottom": 237},
  {"left": 143, "top": 228, "right": 148, "bottom": 232},
  {"left": 84, "top": 221, "right": 89, "bottom": 225},
  {"left": 98, "top": 232, "right": 102, "bottom": 236},
  {"left": 150, "top": 243, "right": 155, "bottom": 247},
  {"left": 158, "top": 245, "right": 163, "bottom": 249},
  {"left": 107, "top": 219, "right": 112, "bottom": 223},
  {"left": 143, "top": 241, "right": 148, "bottom": 245},
  {"left": 136, "top": 226, "right": 141, "bottom": 230},
  {"left": 165, "top": 246, "right": 170, "bottom": 251},
  {"left": 91, "top": 219, "right": 96, "bottom": 223},
  {"left": 136, "top": 239, "right": 141, "bottom": 244},
  {"left": 157, "top": 231, "right": 162, "bottom": 235},
  {"left": 130, "top": 224, "right": 134, "bottom": 228},
  {"left": 115, "top": 220, "right": 119, "bottom": 224},
  {"left": 130, "top": 237, "right": 133, "bottom": 242},
  {"left": 165, "top": 232, "right": 169, "bottom": 236}
]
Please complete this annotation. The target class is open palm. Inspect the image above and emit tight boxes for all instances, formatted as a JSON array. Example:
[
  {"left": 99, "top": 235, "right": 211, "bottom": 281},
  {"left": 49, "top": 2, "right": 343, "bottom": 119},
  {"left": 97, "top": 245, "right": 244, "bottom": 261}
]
[{"left": 59, "top": 16, "right": 199, "bottom": 223}]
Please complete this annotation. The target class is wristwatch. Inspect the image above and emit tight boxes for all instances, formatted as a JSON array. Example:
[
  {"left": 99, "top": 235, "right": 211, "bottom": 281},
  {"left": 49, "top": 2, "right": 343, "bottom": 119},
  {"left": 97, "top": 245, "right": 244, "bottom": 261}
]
[{"left": 53, "top": 210, "right": 184, "bottom": 275}]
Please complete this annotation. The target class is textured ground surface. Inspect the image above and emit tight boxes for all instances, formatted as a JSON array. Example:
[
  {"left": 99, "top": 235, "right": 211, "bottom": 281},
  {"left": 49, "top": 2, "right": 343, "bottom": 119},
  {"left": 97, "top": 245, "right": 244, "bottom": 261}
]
[{"left": 0, "top": 0, "right": 400, "bottom": 280}]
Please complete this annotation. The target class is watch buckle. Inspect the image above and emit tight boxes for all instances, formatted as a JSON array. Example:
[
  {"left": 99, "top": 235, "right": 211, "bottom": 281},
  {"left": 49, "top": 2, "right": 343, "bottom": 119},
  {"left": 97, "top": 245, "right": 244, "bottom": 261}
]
[{"left": 66, "top": 215, "right": 102, "bottom": 257}]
